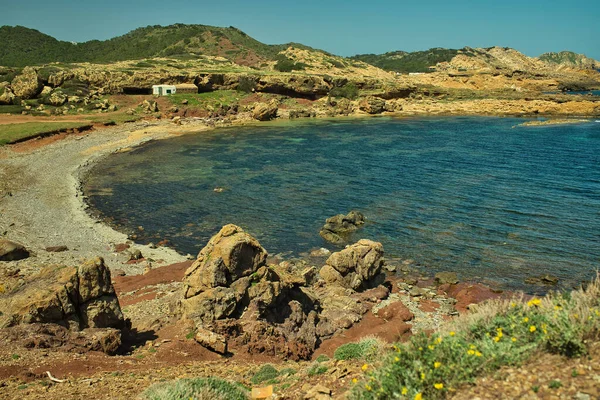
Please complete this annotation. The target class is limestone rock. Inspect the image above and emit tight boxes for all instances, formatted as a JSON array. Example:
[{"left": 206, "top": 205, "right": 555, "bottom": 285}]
[
  {"left": 11, "top": 67, "right": 43, "bottom": 99},
  {"left": 304, "top": 384, "right": 332, "bottom": 400},
  {"left": 180, "top": 287, "right": 238, "bottom": 323},
  {"left": 252, "top": 101, "right": 278, "bottom": 121},
  {"left": 435, "top": 271, "right": 459, "bottom": 285},
  {"left": 359, "top": 96, "right": 386, "bottom": 114},
  {"left": 319, "top": 211, "right": 365, "bottom": 245},
  {"left": 183, "top": 224, "right": 267, "bottom": 298},
  {"left": 48, "top": 90, "right": 68, "bottom": 106},
  {"left": 0, "top": 83, "right": 15, "bottom": 105},
  {"left": 321, "top": 239, "right": 384, "bottom": 290},
  {"left": 194, "top": 326, "right": 227, "bottom": 354},
  {"left": 0, "top": 239, "right": 30, "bottom": 261},
  {"left": 0, "top": 257, "right": 124, "bottom": 331}
]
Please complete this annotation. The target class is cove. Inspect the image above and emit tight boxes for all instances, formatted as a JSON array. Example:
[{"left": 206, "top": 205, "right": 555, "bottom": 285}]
[{"left": 84, "top": 116, "right": 600, "bottom": 292}]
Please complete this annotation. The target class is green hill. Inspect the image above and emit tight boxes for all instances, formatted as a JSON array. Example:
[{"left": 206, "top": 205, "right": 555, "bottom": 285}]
[
  {"left": 538, "top": 51, "right": 598, "bottom": 69},
  {"left": 0, "top": 24, "right": 323, "bottom": 67},
  {"left": 350, "top": 48, "right": 460, "bottom": 73}
]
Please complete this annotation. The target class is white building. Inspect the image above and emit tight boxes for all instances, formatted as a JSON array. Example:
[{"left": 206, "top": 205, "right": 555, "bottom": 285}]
[{"left": 152, "top": 85, "right": 177, "bottom": 96}]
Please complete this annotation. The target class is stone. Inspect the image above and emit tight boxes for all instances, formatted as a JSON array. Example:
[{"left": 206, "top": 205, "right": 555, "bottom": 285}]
[
  {"left": 0, "top": 257, "right": 124, "bottom": 332},
  {"left": 179, "top": 287, "right": 238, "bottom": 323},
  {"left": 182, "top": 224, "right": 267, "bottom": 298},
  {"left": 252, "top": 101, "right": 278, "bottom": 121},
  {"left": 322, "top": 239, "right": 384, "bottom": 290},
  {"left": 11, "top": 67, "right": 42, "bottom": 99},
  {"left": 0, "top": 239, "right": 30, "bottom": 261},
  {"left": 194, "top": 326, "right": 227, "bottom": 354},
  {"left": 0, "top": 83, "right": 15, "bottom": 105},
  {"left": 319, "top": 211, "right": 365, "bottom": 244},
  {"left": 524, "top": 274, "right": 559, "bottom": 285},
  {"left": 359, "top": 96, "right": 386, "bottom": 114},
  {"left": 434, "top": 271, "right": 459, "bottom": 285},
  {"left": 304, "top": 384, "right": 332, "bottom": 400},
  {"left": 128, "top": 249, "right": 143, "bottom": 261},
  {"left": 45, "top": 246, "right": 68, "bottom": 253},
  {"left": 48, "top": 90, "right": 68, "bottom": 106}
]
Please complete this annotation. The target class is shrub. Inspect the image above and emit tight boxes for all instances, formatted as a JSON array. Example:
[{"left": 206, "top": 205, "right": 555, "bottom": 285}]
[
  {"left": 274, "top": 57, "right": 307, "bottom": 72},
  {"left": 334, "top": 343, "right": 362, "bottom": 360},
  {"left": 334, "top": 336, "right": 385, "bottom": 361},
  {"left": 315, "top": 354, "right": 330, "bottom": 363},
  {"left": 250, "top": 364, "right": 279, "bottom": 385},
  {"left": 329, "top": 83, "right": 359, "bottom": 100},
  {"left": 141, "top": 377, "right": 249, "bottom": 400},
  {"left": 238, "top": 76, "right": 256, "bottom": 93},
  {"left": 307, "top": 364, "right": 328, "bottom": 376}
]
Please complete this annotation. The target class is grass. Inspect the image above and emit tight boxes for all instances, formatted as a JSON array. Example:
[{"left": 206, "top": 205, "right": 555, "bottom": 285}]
[
  {"left": 250, "top": 364, "right": 279, "bottom": 385},
  {"left": 84, "top": 112, "right": 141, "bottom": 125},
  {"left": 349, "top": 273, "right": 600, "bottom": 399},
  {"left": 0, "top": 122, "right": 92, "bottom": 145},
  {"left": 334, "top": 336, "right": 386, "bottom": 361},
  {"left": 166, "top": 91, "right": 247, "bottom": 109},
  {"left": 141, "top": 377, "right": 249, "bottom": 400}
]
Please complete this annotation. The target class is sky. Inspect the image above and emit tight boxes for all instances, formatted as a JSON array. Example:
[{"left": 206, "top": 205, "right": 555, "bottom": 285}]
[{"left": 1, "top": 0, "right": 599, "bottom": 60}]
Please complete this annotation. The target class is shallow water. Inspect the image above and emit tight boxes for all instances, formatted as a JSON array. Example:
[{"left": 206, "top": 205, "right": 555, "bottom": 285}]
[{"left": 85, "top": 116, "right": 600, "bottom": 292}]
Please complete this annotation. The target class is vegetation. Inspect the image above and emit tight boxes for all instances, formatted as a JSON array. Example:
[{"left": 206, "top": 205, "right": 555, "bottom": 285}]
[
  {"left": 334, "top": 336, "right": 386, "bottom": 361},
  {"left": 274, "top": 56, "right": 308, "bottom": 72},
  {"left": 0, "top": 24, "right": 328, "bottom": 67},
  {"left": 141, "top": 377, "right": 249, "bottom": 400},
  {"left": 351, "top": 48, "right": 460, "bottom": 73},
  {"left": 0, "top": 122, "right": 92, "bottom": 145},
  {"left": 350, "top": 275, "right": 600, "bottom": 399},
  {"left": 329, "top": 82, "right": 359, "bottom": 99},
  {"left": 250, "top": 364, "right": 280, "bottom": 385}
]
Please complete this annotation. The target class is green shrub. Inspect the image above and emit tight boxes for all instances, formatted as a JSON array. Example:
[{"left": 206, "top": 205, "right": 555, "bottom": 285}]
[
  {"left": 334, "top": 337, "right": 385, "bottom": 361},
  {"left": 307, "top": 364, "right": 328, "bottom": 376},
  {"left": 334, "top": 343, "right": 362, "bottom": 360},
  {"left": 250, "top": 364, "right": 279, "bottom": 385},
  {"left": 329, "top": 83, "right": 359, "bottom": 100},
  {"left": 238, "top": 76, "right": 256, "bottom": 93},
  {"left": 141, "top": 377, "right": 249, "bottom": 400},
  {"left": 315, "top": 354, "right": 330, "bottom": 363},
  {"left": 274, "top": 57, "right": 307, "bottom": 72}
]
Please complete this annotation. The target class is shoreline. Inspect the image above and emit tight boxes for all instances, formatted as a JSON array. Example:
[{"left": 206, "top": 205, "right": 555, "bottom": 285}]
[{"left": 0, "top": 110, "right": 598, "bottom": 277}]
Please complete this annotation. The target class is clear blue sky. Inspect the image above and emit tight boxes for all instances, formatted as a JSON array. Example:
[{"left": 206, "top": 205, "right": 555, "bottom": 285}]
[{"left": 1, "top": 0, "right": 599, "bottom": 59}]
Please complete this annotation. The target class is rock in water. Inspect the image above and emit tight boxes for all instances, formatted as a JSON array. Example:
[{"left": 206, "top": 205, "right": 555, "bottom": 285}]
[
  {"left": 182, "top": 224, "right": 268, "bottom": 298},
  {"left": 319, "top": 210, "right": 366, "bottom": 245},
  {"left": 320, "top": 239, "right": 384, "bottom": 290},
  {"left": 0, "top": 239, "right": 30, "bottom": 261}
]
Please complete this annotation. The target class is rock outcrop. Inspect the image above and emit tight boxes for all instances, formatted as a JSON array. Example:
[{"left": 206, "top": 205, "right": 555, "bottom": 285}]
[
  {"left": 319, "top": 239, "right": 385, "bottom": 290},
  {"left": 252, "top": 100, "right": 278, "bottom": 121},
  {"left": 0, "top": 82, "right": 15, "bottom": 105},
  {"left": 11, "top": 67, "right": 43, "bottom": 99},
  {"left": 359, "top": 96, "right": 386, "bottom": 114},
  {"left": 0, "top": 239, "right": 30, "bottom": 261},
  {"left": 319, "top": 210, "right": 366, "bottom": 245},
  {"left": 180, "top": 225, "right": 391, "bottom": 360},
  {"left": 0, "top": 257, "right": 124, "bottom": 330}
]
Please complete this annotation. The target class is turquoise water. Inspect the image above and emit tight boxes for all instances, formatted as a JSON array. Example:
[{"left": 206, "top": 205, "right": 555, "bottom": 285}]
[{"left": 84, "top": 117, "right": 600, "bottom": 292}]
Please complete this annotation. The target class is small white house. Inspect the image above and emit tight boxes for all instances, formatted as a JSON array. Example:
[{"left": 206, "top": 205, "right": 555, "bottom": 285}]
[{"left": 152, "top": 85, "right": 177, "bottom": 96}]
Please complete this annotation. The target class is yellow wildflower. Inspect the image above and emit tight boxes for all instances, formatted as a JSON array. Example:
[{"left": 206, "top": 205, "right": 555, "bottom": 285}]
[
  {"left": 402, "top": 387, "right": 408, "bottom": 395},
  {"left": 511, "top": 337, "right": 517, "bottom": 342},
  {"left": 362, "top": 364, "right": 368, "bottom": 371},
  {"left": 493, "top": 336, "right": 500, "bottom": 343},
  {"left": 449, "top": 331, "right": 455, "bottom": 336},
  {"left": 434, "top": 383, "right": 444, "bottom": 390},
  {"left": 365, "top": 384, "right": 372, "bottom": 391},
  {"left": 421, "top": 372, "right": 425, "bottom": 380},
  {"left": 394, "top": 356, "right": 400, "bottom": 362},
  {"left": 418, "top": 347, "right": 423, "bottom": 351},
  {"left": 434, "top": 361, "right": 442, "bottom": 368},
  {"left": 523, "top": 317, "right": 529, "bottom": 323},
  {"left": 475, "top": 351, "right": 482, "bottom": 357},
  {"left": 574, "top": 314, "right": 579, "bottom": 319},
  {"left": 467, "top": 349, "right": 475, "bottom": 355},
  {"left": 510, "top": 302, "right": 516, "bottom": 308},
  {"left": 428, "top": 345, "right": 435, "bottom": 350},
  {"left": 527, "top": 298, "right": 541, "bottom": 307},
  {"left": 469, "top": 344, "right": 476, "bottom": 349},
  {"left": 554, "top": 305, "right": 562, "bottom": 310},
  {"left": 435, "top": 337, "right": 442, "bottom": 344},
  {"left": 529, "top": 325, "right": 536, "bottom": 333},
  {"left": 414, "top": 393, "right": 422, "bottom": 400}
]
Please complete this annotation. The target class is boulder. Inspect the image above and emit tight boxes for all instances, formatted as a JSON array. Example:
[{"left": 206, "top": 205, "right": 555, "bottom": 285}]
[
  {"left": 434, "top": 271, "right": 459, "bottom": 285},
  {"left": 11, "top": 67, "right": 43, "bottom": 99},
  {"left": 0, "top": 239, "right": 30, "bottom": 261},
  {"left": 194, "top": 326, "right": 227, "bottom": 354},
  {"left": 0, "top": 257, "right": 124, "bottom": 331},
  {"left": 252, "top": 101, "right": 278, "bottom": 121},
  {"left": 319, "top": 211, "right": 365, "bottom": 245},
  {"left": 0, "top": 83, "right": 15, "bottom": 105},
  {"left": 182, "top": 224, "right": 267, "bottom": 298},
  {"left": 48, "top": 90, "right": 68, "bottom": 106},
  {"left": 320, "top": 239, "right": 384, "bottom": 290},
  {"left": 180, "top": 287, "right": 239, "bottom": 323},
  {"left": 359, "top": 96, "right": 386, "bottom": 114}
]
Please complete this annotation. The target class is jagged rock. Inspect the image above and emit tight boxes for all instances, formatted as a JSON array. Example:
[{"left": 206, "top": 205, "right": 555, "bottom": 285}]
[
  {"left": 0, "top": 257, "right": 124, "bottom": 331},
  {"left": 128, "top": 249, "right": 143, "bottom": 261},
  {"left": 180, "top": 286, "right": 239, "bottom": 323},
  {"left": 141, "top": 99, "right": 159, "bottom": 113},
  {"left": 182, "top": 224, "right": 267, "bottom": 298},
  {"left": 194, "top": 326, "right": 227, "bottom": 354},
  {"left": 0, "top": 83, "right": 15, "bottom": 105},
  {"left": 524, "top": 274, "right": 559, "bottom": 285},
  {"left": 48, "top": 90, "right": 67, "bottom": 106},
  {"left": 320, "top": 239, "right": 384, "bottom": 290},
  {"left": 359, "top": 96, "right": 386, "bottom": 114},
  {"left": 435, "top": 271, "right": 459, "bottom": 285},
  {"left": 11, "top": 67, "right": 43, "bottom": 99},
  {"left": 0, "top": 239, "right": 30, "bottom": 261},
  {"left": 252, "top": 101, "right": 278, "bottom": 121},
  {"left": 304, "top": 384, "right": 332, "bottom": 400},
  {"left": 319, "top": 211, "right": 365, "bottom": 245}
]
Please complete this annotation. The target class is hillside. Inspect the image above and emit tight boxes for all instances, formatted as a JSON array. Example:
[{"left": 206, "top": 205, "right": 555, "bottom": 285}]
[
  {"left": 0, "top": 24, "right": 324, "bottom": 67},
  {"left": 539, "top": 51, "right": 599, "bottom": 70},
  {"left": 350, "top": 48, "right": 460, "bottom": 73}
]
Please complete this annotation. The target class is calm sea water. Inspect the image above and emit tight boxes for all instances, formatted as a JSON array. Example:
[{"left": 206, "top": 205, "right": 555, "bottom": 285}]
[{"left": 84, "top": 117, "right": 600, "bottom": 292}]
